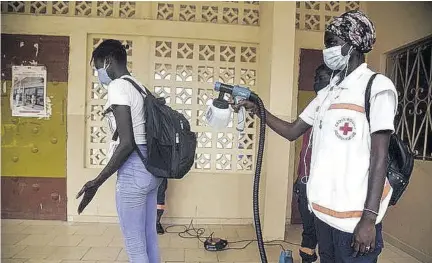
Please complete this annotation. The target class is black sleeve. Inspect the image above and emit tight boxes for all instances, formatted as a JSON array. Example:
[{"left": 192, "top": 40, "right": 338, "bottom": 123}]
[{"left": 94, "top": 105, "right": 136, "bottom": 185}]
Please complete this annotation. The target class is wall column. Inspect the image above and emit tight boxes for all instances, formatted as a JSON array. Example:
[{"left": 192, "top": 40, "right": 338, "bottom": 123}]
[{"left": 259, "top": 1, "right": 297, "bottom": 240}]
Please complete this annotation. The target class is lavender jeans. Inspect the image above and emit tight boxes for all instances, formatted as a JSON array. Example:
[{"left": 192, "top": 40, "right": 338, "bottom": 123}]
[{"left": 116, "top": 145, "right": 162, "bottom": 263}]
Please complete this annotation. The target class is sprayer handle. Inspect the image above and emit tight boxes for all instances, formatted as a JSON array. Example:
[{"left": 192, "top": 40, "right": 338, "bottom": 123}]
[{"left": 236, "top": 106, "right": 246, "bottom": 132}]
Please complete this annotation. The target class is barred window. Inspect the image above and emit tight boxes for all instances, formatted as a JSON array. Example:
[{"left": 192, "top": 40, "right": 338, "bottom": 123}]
[{"left": 387, "top": 37, "right": 432, "bottom": 161}]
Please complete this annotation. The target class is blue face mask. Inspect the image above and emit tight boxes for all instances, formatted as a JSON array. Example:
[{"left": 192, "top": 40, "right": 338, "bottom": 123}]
[{"left": 97, "top": 62, "right": 112, "bottom": 85}]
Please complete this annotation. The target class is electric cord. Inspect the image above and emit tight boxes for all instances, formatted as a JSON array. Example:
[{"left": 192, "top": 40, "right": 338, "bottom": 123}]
[{"left": 163, "top": 219, "right": 301, "bottom": 252}]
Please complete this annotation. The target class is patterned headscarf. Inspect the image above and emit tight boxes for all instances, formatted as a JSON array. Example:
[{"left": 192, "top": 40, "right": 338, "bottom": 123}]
[{"left": 326, "top": 10, "right": 376, "bottom": 53}]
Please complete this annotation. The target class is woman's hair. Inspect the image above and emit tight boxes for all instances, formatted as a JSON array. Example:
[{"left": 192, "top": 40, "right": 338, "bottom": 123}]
[{"left": 91, "top": 39, "right": 129, "bottom": 67}]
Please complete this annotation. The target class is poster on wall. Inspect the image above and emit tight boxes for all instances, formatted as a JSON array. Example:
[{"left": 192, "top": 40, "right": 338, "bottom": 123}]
[{"left": 10, "top": 65, "right": 48, "bottom": 117}]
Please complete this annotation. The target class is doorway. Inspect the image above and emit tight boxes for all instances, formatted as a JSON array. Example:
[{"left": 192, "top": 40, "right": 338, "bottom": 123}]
[{"left": 290, "top": 48, "right": 323, "bottom": 224}]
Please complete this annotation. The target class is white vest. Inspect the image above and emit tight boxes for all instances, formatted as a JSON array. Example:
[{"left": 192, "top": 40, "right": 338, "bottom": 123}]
[{"left": 306, "top": 64, "right": 397, "bottom": 233}]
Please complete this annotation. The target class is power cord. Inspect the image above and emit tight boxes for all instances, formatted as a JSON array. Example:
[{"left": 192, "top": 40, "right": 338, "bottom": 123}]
[{"left": 163, "top": 219, "right": 301, "bottom": 251}]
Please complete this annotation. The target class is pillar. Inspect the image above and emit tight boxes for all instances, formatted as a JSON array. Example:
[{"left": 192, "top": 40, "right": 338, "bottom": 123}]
[{"left": 258, "top": 1, "right": 297, "bottom": 240}]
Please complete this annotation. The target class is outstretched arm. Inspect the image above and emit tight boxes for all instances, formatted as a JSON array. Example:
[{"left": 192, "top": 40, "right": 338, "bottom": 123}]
[
  {"left": 265, "top": 110, "right": 311, "bottom": 141},
  {"left": 233, "top": 100, "right": 313, "bottom": 141}
]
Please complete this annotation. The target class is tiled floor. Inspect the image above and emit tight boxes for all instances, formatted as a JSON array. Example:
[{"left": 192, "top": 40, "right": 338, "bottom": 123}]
[{"left": 1, "top": 219, "right": 423, "bottom": 263}]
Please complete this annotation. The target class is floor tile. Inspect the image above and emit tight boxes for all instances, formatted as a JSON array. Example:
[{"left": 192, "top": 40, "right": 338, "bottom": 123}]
[
  {"left": 1, "top": 219, "right": 25, "bottom": 225},
  {"left": 158, "top": 234, "right": 171, "bottom": 248},
  {"left": 1, "top": 234, "right": 29, "bottom": 245},
  {"left": 72, "top": 225, "right": 108, "bottom": 236},
  {"left": 46, "top": 246, "right": 91, "bottom": 260},
  {"left": 13, "top": 245, "right": 56, "bottom": 259},
  {"left": 185, "top": 248, "right": 218, "bottom": 262},
  {"left": 381, "top": 247, "right": 403, "bottom": 259},
  {"left": 108, "top": 237, "right": 125, "bottom": 248},
  {"left": 82, "top": 247, "right": 122, "bottom": 261},
  {"left": 102, "top": 224, "right": 123, "bottom": 238},
  {"left": 389, "top": 257, "right": 422, "bottom": 263},
  {"left": 48, "top": 235, "right": 85, "bottom": 247},
  {"left": 0, "top": 259, "right": 27, "bottom": 263},
  {"left": 169, "top": 235, "right": 200, "bottom": 249},
  {"left": 78, "top": 235, "right": 114, "bottom": 247},
  {"left": 1, "top": 245, "right": 27, "bottom": 258},
  {"left": 161, "top": 248, "right": 185, "bottom": 262},
  {"left": 16, "top": 234, "right": 56, "bottom": 246},
  {"left": 1, "top": 224, "right": 28, "bottom": 234},
  {"left": 25, "top": 260, "right": 62, "bottom": 263},
  {"left": 20, "top": 225, "right": 58, "bottom": 235},
  {"left": 117, "top": 248, "right": 129, "bottom": 261},
  {"left": 217, "top": 247, "right": 260, "bottom": 262}
]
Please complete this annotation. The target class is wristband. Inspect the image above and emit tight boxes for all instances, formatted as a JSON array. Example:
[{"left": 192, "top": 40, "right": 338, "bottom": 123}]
[{"left": 363, "top": 208, "right": 378, "bottom": 216}]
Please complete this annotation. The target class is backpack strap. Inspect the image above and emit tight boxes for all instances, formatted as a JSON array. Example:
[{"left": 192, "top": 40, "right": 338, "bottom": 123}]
[
  {"left": 365, "top": 73, "right": 379, "bottom": 125},
  {"left": 110, "top": 77, "right": 150, "bottom": 165},
  {"left": 122, "top": 76, "right": 153, "bottom": 96},
  {"left": 111, "top": 76, "right": 152, "bottom": 141}
]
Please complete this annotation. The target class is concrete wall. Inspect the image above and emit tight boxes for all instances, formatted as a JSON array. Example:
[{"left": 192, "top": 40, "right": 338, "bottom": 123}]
[{"left": 367, "top": 2, "right": 432, "bottom": 261}]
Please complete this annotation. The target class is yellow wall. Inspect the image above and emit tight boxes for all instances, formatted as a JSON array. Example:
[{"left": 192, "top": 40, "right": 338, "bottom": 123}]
[
  {"left": 1, "top": 82, "right": 67, "bottom": 178},
  {"left": 367, "top": 2, "right": 432, "bottom": 261}
]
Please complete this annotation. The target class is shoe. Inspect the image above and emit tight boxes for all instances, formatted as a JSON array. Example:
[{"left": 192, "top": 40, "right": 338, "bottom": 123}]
[{"left": 156, "top": 222, "right": 165, "bottom": 235}]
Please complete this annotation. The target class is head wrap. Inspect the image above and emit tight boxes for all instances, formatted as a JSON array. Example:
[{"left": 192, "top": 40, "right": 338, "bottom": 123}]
[{"left": 326, "top": 10, "right": 376, "bottom": 53}]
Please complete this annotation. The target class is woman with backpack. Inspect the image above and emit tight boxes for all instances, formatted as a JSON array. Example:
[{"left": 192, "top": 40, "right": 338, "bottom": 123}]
[{"left": 76, "top": 39, "right": 162, "bottom": 263}]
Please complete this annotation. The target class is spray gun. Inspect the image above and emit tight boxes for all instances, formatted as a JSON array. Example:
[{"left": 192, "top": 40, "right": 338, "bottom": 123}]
[
  {"left": 206, "top": 82, "right": 293, "bottom": 263},
  {"left": 206, "top": 82, "right": 253, "bottom": 132}
]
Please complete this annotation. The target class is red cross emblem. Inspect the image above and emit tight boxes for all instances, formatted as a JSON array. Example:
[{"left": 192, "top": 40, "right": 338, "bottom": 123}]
[
  {"left": 339, "top": 122, "right": 353, "bottom": 135},
  {"left": 334, "top": 118, "right": 356, "bottom": 140}
]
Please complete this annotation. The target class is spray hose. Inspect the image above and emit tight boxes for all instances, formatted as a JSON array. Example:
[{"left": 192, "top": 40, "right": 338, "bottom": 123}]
[{"left": 254, "top": 97, "right": 267, "bottom": 263}]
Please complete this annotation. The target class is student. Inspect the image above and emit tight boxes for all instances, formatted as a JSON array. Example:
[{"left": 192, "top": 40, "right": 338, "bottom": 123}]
[
  {"left": 294, "top": 64, "right": 333, "bottom": 263},
  {"left": 234, "top": 10, "right": 397, "bottom": 263},
  {"left": 156, "top": 178, "right": 167, "bottom": 234},
  {"left": 76, "top": 39, "right": 162, "bottom": 263}
]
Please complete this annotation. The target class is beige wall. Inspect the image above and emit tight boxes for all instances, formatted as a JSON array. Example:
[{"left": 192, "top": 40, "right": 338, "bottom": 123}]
[
  {"left": 383, "top": 161, "right": 432, "bottom": 262},
  {"left": 367, "top": 1, "right": 432, "bottom": 72},
  {"left": 366, "top": 2, "right": 432, "bottom": 261}
]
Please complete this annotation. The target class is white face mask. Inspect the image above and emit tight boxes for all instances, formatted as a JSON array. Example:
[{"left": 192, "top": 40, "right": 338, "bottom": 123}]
[{"left": 323, "top": 45, "right": 353, "bottom": 71}]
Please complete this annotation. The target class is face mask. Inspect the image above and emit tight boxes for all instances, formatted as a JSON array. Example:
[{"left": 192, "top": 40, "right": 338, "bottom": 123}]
[
  {"left": 323, "top": 45, "right": 353, "bottom": 71},
  {"left": 97, "top": 61, "right": 112, "bottom": 85}
]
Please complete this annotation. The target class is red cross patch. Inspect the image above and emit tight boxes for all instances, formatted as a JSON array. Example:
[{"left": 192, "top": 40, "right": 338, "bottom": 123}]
[{"left": 334, "top": 118, "right": 356, "bottom": 140}]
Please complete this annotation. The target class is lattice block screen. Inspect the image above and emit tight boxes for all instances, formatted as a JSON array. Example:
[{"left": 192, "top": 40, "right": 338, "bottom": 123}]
[
  {"left": 86, "top": 36, "right": 134, "bottom": 168},
  {"left": 2, "top": 1, "right": 259, "bottom": 25},
  {"left": 154, "top": 1, "right": 260, "bottom": 26},
  {"left": 85, "top": 36, "right": 259, "bottom": 173},
  {"left": 295, "top": 1, "right": 361, "bottom": 31},
  {"left": 2, "top": 1, "right": 138, "bottom": 18},
  {"left": 150, "top": 39, "right": 258, "bottom": 173}
]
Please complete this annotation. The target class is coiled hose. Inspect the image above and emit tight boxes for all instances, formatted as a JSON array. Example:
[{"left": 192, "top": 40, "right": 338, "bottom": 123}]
[{"left": 254, "top": 97, "right": 267, "bottom": 263}]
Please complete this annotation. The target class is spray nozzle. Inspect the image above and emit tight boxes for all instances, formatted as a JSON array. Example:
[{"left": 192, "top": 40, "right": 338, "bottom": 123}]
[{"left": 206, "top": 82, "right": 252, "bottom": 131}]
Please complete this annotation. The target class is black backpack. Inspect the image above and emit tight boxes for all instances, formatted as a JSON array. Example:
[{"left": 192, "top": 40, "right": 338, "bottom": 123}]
[
  {"left": 365, "top": 73, "right": 415, "bottom": 206},
  {"left": 116, "top": 77, "right": 197, "bottom": 179}
]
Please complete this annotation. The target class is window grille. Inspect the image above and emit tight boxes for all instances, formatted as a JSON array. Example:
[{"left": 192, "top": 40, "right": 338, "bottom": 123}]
[{"left": 387, "top": 37, "right": 432, "bottom": 161}]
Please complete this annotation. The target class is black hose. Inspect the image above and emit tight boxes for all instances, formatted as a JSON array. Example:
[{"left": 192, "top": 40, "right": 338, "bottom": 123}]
[{"left": 253, "top": 97, "right": 267, "bottom": 263}]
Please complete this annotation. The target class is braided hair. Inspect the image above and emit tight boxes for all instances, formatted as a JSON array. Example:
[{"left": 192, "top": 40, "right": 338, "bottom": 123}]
[{"left": 91, "top": 39, "right": 129, "bottom": 67}]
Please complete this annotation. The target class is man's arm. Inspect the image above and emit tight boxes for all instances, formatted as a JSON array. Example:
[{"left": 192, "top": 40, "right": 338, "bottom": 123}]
[
  {"left": 265, "top": 110, "right": 311, "bottom": 141},
  {"left": 234, "top": 97, "right": 316, "bottom": 141},
  {"left": 363, "top": 131, "right": 391, "bottom": 220}
]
